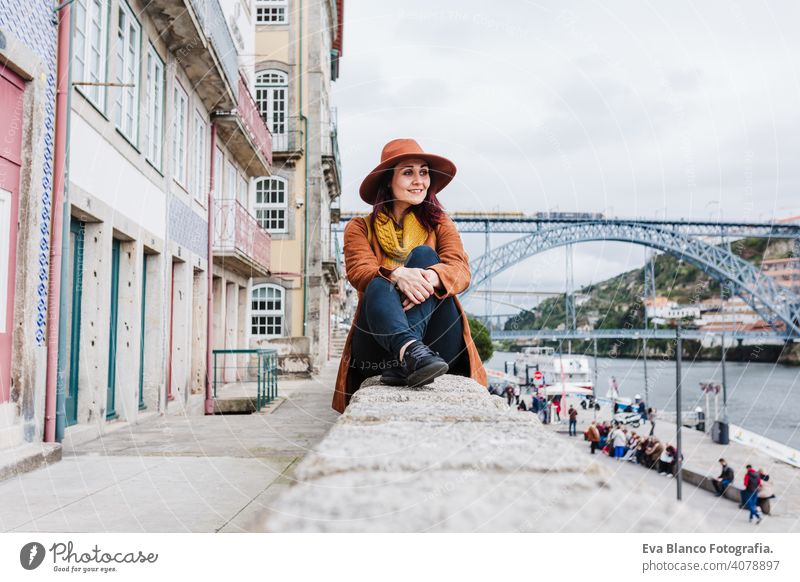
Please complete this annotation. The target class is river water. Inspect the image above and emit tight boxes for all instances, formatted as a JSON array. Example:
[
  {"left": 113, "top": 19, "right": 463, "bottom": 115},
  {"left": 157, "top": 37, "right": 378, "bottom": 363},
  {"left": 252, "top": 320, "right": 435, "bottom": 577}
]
[{"left": 487, "top": 351, "right": 800, "bottom": 449}]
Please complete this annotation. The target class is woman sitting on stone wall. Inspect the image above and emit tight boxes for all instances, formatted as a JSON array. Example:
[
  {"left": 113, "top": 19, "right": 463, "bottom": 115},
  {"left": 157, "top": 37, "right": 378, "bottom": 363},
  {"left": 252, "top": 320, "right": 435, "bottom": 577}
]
[{"left": 331, "top": 139, "right": 488, "bottom": 413}]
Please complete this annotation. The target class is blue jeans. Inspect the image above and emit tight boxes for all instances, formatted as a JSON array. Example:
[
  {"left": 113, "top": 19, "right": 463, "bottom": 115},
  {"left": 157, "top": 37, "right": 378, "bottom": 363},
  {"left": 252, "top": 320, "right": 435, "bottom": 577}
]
[
  {"left": 568, "top": 419, "right": 577, "bottom": 436},
  {"left": 350, "top": 246, "right": 467, "bottom": 378},
  {"left": 744, "top": 490, "right": 760, "bottom": 520}
]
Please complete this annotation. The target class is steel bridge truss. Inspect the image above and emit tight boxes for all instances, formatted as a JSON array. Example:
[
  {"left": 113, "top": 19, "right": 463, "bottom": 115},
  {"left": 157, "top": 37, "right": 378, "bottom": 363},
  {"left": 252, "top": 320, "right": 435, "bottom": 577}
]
[{"left": 462, "top": 222, "right": 800, "bottom": 337}]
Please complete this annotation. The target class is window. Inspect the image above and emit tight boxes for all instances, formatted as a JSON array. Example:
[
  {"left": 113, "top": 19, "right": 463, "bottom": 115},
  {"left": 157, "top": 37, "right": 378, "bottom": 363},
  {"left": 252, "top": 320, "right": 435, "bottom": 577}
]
[
  {"left": 226, "top": 160, "right": 236, "bottom": 200},
  {"left": 251, "top": 285, "right": 284, "bottom": 337},
  {"left": 192, "top": 111, "right": 207, "bottom": 202},
  {"left": 145, "top": 46, "right": 164, "bottom": 169},
  {"left": 172, "top": 82, "right": 189, "bottom": 186},
  {"left": 114, "top": 1, "right": 141, "bottom": 141},
  {"left": 73, "top": 0, "right": 109, "bottom": 109},
  {"left": 213, "top": 147, "right": 224, "bottom": 199},
  {"left": 254, "top": 177, "right": 287, "bottom": 233},
  {"left": 239, "top": 176, "right": 249, "bottom": 208},
  {"left": 255, "top": 0, "right": 287, "bottom": 24},
  {"left": 255, "top": 70, "right": 288, "bottom": 150}
]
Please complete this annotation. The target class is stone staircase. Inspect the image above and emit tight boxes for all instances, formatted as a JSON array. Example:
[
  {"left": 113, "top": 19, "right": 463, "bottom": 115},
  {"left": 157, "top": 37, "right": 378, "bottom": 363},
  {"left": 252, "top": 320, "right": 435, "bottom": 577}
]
[{"left": 330, "top": 327, "right": 349, "bottom": 359}]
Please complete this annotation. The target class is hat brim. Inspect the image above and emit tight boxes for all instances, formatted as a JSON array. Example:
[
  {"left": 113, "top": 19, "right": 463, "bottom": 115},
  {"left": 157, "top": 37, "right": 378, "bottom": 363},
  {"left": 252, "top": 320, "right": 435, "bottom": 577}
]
[{"left": 359, "top": 152, "right": 457, "bottom": 205}]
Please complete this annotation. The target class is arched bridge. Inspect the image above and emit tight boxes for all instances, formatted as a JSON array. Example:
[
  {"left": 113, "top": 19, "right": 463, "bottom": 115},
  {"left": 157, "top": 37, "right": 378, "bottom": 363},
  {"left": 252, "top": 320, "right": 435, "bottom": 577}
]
[{"left": 461, "top": 221, "right": 800, "bottom": 337}]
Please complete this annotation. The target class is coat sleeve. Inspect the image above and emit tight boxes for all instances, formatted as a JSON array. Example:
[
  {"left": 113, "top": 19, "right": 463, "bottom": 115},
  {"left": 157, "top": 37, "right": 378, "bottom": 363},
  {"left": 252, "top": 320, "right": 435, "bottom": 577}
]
[
  {"left": 343, "top": 217, "right": 390, "bottom": 292},
  {"left": 429, "top": 218, "right": 472, "bottom": 299}
]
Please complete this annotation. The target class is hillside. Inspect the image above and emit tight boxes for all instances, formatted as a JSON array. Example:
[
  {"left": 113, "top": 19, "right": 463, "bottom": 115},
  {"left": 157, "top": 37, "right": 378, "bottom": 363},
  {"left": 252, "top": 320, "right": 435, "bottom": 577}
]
[{"left": 502, "top": 238, "right": 799, "bottom": 364}]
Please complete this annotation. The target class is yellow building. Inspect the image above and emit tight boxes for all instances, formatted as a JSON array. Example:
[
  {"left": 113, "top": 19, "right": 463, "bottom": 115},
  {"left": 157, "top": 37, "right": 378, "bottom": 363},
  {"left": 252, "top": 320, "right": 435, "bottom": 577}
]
[{"left": 250, "top": 0, "right": 344, "bottom": 374}]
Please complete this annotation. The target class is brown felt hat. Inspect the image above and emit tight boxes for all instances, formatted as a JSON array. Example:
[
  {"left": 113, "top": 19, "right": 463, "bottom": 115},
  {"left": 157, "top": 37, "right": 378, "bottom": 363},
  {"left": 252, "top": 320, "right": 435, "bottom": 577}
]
[{"left": 359, "top": 138, "right": 457, "bottom": 204}]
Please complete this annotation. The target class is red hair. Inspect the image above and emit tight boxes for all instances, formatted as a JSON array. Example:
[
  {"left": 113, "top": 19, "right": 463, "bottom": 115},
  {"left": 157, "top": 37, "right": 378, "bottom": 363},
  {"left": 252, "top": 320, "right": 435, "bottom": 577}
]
[{"left": 369, "top": 166, "right": 446, "bottom": 232}]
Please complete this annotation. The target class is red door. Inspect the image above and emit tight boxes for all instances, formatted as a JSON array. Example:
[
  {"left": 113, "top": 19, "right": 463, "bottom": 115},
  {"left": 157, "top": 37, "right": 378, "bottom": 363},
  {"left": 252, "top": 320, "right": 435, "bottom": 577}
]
[{"left": 0, "top": 67, "right": 25, "bottom": 403}]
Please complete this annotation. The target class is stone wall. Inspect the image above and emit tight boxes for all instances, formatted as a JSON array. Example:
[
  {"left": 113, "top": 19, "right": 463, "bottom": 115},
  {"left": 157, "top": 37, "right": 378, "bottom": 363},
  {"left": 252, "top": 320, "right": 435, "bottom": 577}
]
[{"left": 263, "top": 375, "right": 712, "bottom": 532}]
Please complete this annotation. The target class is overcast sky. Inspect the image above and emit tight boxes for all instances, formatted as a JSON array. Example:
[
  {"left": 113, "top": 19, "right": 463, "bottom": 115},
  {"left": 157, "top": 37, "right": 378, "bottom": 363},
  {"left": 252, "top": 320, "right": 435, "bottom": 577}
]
[{"left": 332, "top": 0, "right": 800, "bottom": 314}]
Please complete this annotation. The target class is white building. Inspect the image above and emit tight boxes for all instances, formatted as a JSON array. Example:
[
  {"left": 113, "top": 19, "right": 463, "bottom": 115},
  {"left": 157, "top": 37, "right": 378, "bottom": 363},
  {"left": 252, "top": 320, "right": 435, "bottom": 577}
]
[{"left": 64, "top": 0, "right": 272, "bottom": 434}]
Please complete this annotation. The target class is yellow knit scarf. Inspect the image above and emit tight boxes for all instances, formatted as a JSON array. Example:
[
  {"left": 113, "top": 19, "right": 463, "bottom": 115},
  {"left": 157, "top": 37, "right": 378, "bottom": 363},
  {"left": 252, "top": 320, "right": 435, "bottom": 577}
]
[{"left": 373, "top": 210, "right": 431, "bottom": 268}]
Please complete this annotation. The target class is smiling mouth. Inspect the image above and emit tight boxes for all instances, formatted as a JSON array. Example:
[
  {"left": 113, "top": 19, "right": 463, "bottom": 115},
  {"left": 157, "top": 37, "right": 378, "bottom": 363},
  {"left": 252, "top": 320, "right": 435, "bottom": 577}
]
[{"left": 408, "top": 189, "right": 425, "bottom": 194}]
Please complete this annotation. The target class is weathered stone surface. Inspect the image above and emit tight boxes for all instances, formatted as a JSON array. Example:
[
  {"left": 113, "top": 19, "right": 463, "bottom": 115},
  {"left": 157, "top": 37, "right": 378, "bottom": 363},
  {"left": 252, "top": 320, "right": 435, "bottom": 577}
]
[
  {"left": 264, "top": 470, "right": 706, "bottom": 533},
  {"left": 262, "top": 374, "right": 712, "bottom": 532},
  {"left": 296, "top": 420, "right": 596, "bottom": 478}
]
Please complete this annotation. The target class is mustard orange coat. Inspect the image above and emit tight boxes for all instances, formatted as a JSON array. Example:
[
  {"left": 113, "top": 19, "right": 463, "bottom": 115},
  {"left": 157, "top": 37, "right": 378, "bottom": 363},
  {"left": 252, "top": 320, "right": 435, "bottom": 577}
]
[{"left": 331, "top": 216, "right": 488, "bottom": 413}]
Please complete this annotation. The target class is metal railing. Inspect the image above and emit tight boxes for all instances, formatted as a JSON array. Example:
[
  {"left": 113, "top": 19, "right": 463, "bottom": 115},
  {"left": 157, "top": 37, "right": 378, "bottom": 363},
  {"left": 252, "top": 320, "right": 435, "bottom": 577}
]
[
  {"left": 237, "top": 76, "right": 273, "bottom": 166},
  {"left": 321, "top": 107, "right": 342, "bottom": 182},
  {"left": 212, "top": 348, "right": 278, "bottom": 411},
  {"left": 213, "top": 198, "right": 271, "bottom": 272},
  {"left": 267, "top": 116, "right": 304, "bottom": 153},
  {"left": 189, "top": 0, "right": 239, "bottom": 100}
]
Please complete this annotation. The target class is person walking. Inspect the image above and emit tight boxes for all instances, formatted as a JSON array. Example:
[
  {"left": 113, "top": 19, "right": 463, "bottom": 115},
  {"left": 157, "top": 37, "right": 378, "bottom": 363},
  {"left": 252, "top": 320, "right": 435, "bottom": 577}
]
[
  {"left": 586, "top": 421, "right": 600, "bottom": 454},
  {"left": 505, "top": 384, "right": 515, "bottom": 407},
  {"left": 647, "top": 407, "right": 657, "bottom": 436},
  {"left": 613, "top": 426, "right": 628, "bottom": 460},
  {"left": 332, "top": 139, "right": 488, "bottom": 413},
  {"left": 513, "top": 382, "right": 521, "bottom": 405},
  {"left": 743, "top": 465, "right": 763, "bottom": 524},
  {"left": 713, "top": 458, "right": 734, "bottom": 497},
  {"left": 568, "top": 405, "right": 578, "bottom": 437},
  {"left": 553, "top": 398, "right": 562, "bottom": 423}
]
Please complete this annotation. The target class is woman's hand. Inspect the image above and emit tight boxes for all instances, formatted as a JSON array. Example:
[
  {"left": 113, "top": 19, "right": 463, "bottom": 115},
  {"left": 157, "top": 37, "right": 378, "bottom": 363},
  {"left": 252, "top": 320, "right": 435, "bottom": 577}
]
[
  {"left": 390, "top": 266, "right": 434, "bottom": 309},
  {"left": 398, "top": 269, "right": 442, "bottom": 311}
]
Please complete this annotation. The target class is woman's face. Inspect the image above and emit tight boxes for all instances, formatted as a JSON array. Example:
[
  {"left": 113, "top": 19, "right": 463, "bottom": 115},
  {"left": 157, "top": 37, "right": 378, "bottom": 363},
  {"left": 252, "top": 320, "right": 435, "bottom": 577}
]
[{"left": 390, "top": 159, "right": 430, "bottom": 209}]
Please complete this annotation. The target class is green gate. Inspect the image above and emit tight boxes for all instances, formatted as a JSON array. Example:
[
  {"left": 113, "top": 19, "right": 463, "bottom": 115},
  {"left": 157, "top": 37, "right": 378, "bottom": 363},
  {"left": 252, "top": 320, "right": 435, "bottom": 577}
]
[
  {"left": 138, "top": 253, "right": 147, "bottom": 410},
  {"left": 65, "top": 218, "right": 84, "bottom": 427},
  {"left": 106, "top": 239, "right": 120, "bottom": 420},
  {"left": 212, "top": 349, "right": 278, "bottom": 411}
]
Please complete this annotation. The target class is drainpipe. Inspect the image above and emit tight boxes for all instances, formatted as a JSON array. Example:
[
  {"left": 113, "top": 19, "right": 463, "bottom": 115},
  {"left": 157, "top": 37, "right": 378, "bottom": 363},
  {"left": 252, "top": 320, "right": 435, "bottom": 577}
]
[
  {"left": 300, "top": 0, "right": 309, "bottom": 337},
  {"left": 205, "top": 124, "right": 217, "bottom": 415},
  {"left": 46, "top": 2, "right": 73, "bottom": 442}
]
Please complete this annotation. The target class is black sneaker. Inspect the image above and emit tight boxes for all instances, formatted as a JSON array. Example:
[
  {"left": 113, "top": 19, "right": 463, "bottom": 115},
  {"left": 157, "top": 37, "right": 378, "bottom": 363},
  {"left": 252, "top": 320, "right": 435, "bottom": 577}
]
[
  {"left": 380, "top": 365, "right": 407, "bottom": 386},
  {"left": 402, "top": 341, "right": 449, "bottom": 387}
]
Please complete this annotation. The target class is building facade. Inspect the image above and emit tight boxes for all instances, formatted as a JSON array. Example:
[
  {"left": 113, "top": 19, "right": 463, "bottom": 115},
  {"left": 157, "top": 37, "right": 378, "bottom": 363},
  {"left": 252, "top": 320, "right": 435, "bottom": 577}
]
[
  {"left": 250, "top": 0, "right": 344, "bottom": 374},
  {"left": 0, "top": 2, "right": 58, "bottom": 449},
  {"left": 62, "top": 0, "right": 272, "bottom": 434}
]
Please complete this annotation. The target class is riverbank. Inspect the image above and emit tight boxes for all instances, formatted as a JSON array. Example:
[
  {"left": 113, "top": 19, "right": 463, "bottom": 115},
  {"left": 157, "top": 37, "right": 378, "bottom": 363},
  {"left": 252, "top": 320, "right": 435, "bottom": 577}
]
[
  {"left": 486, "top": 352, "right": 800, "bottom": 450},
  {"left": 494, "top": 338, "right": 800, "bottom": 365}
]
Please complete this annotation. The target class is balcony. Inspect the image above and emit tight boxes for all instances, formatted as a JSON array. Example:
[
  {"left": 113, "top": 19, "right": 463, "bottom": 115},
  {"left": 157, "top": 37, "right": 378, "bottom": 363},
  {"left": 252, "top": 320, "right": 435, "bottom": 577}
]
[
  {"left": 322, "top": 232, "right": 342, "bottom": 290},
  {"left": 214, "top": 76, "right": 273, "bottom": 177},
  {"left": 142, "top": 0, "right": 238, "bottom": 111},
  {"left": 270, "top": 117, "right": 305, "bottom": 162},
  {"left": 213, "top": 199, "right": 271, "bottom": 278},
  {"left": 321, "top": 107, "right": 342, "bottom": 200}
]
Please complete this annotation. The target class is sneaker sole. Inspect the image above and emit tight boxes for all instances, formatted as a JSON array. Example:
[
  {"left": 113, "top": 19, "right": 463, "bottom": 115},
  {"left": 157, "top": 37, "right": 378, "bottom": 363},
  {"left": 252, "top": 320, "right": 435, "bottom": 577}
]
[
  {"left": 407, "top": 361, "right": 449, "bottom": 387},
  {"left": 380, "top": 374, "right": 407, "bottom": 386}
]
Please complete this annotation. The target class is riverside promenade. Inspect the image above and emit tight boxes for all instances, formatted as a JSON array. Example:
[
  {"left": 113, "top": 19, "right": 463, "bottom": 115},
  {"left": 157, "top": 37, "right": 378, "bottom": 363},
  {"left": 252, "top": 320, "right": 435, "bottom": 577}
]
[
  {"left": 0, "top": 363, "right": 340, "bottom": 533},
  {"left": 544, "top": 398, "right": 800, "bottom": 532}
]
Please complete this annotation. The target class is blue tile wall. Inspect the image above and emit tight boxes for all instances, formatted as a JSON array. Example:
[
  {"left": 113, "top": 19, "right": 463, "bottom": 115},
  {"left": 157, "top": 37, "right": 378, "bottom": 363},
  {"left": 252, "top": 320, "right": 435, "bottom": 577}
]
[
  {"left": 169, "top": 197, "right": 209, "bottom": 260},
  {"left": 0, "top": 2, "right": 58, "bottom": 346}
]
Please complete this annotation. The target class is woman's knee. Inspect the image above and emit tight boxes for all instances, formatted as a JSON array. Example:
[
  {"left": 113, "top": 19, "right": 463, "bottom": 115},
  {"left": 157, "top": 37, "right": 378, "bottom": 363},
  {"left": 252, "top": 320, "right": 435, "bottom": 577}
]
[
  {"left": 365, "top": 275, "right": 394, "bottom": 297},
  {"left": 405, "top": 245, "right": 440, "bottom": 268}
]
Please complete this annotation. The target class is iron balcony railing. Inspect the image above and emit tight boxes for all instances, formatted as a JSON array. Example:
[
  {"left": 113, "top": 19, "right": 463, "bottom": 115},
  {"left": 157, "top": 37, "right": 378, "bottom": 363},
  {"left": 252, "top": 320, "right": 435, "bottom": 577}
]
[
  {"left": 212, "top": 349, "right": 278, "bottom": 411},
  {"left": 189, "top": 0, "right": 239, "bottom": 101},
  {"left": 213, "top": 198, "right": 271, "bottom": 275},
  {"left": 321, "top": 107, "right": 342, "bottom": 183},
  {"left": 267, "top": 116, "right": 304, "bottom": 154},
  {"left": 237, "top": 76, "right": 273, "bottom": 167}
]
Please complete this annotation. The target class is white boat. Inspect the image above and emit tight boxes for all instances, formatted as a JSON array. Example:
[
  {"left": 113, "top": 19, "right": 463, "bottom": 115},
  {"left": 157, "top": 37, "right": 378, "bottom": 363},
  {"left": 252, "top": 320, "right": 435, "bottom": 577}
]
[
  {"left": 485, "top": 368, "right": 520, "bottom": 388},
  {"left": 512, "top": 346, "right": 594, "bottom": 397}
]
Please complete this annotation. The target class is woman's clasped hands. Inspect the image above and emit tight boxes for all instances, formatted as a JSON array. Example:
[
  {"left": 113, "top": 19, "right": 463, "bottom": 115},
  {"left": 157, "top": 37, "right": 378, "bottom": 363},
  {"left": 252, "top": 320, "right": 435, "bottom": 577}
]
[{"left": 389, "top": 266, "right": 441, "bottom": 311}]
